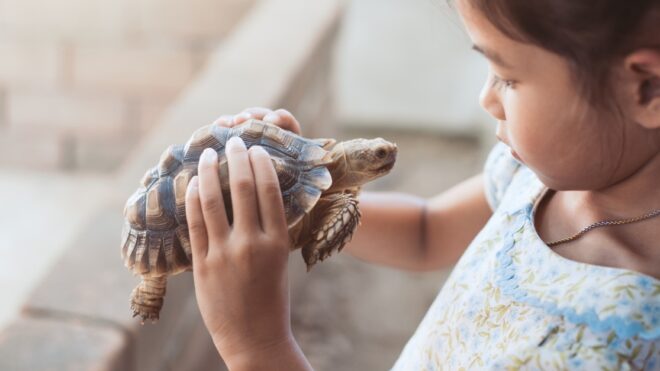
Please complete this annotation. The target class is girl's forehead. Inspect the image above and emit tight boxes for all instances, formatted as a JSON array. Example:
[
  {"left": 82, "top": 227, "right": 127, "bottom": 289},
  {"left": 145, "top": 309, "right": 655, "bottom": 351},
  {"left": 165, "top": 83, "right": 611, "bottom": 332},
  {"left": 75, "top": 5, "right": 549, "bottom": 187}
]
[
  {"left": 455, "top": 0, "right": 541, "bottom": 73},
  {"left": 455, "top": 2, "right": 517, "bottom": 64},
  {"left": 455, "top": 0, "right": 508, "bottom": 48}
]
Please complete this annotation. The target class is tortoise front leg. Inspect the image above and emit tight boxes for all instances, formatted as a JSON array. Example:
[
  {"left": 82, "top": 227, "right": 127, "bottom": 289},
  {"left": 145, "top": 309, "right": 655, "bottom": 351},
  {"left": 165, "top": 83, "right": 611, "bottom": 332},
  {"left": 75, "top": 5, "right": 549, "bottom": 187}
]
[
  {"left": 130, "top": 275, "right": 168, "bottom": 323},
  {"left": 302, "top": 192, "right": 361, "bottom": 271}
]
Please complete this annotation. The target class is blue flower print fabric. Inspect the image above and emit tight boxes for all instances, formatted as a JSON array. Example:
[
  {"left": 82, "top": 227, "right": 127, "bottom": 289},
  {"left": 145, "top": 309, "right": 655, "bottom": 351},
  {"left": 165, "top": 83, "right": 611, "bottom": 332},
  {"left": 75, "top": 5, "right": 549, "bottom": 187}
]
[{"left": 390, "top": 142, "right": 660, "bottom": 370}]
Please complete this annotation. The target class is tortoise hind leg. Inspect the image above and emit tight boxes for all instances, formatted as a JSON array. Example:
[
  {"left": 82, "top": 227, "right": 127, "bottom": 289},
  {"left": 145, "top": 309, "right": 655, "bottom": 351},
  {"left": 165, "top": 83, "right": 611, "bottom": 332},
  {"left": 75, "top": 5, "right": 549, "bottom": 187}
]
[
  {"left": 130, "top": 275, "right": 168, "bottom": 323},
  {"left": 302, "top": 192, "right": 361, "bottom": 271}
]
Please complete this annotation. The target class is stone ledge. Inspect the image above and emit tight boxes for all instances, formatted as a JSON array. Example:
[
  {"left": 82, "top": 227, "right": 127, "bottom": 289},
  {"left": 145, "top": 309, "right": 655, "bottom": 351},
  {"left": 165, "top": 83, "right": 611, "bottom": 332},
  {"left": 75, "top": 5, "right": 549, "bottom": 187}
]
[
  {"left": 18, "top": 205, "right": 211, "bottom": 371},
  {"left": 0, "top": 315, "right": 130, "bottom": 371}
]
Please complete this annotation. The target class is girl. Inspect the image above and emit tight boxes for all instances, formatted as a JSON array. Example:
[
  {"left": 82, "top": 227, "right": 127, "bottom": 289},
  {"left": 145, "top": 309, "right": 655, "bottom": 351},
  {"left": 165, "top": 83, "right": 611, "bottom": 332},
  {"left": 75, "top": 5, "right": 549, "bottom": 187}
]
[{"left": 184, "top": 0, "right": 660, "bottom": 369}]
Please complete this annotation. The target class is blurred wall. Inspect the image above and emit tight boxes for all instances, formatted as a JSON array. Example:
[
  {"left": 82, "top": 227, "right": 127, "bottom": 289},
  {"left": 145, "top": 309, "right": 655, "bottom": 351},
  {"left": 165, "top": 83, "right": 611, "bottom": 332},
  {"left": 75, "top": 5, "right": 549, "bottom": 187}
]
[
  {"left": 0, "top": 0, "right": 346, "bottom": 369},
  {"left": 0, "top": 0, "right": 254, "bottom": 172},
  {"left": 334, "top": 0, "right": 492, "bottom": 137}
]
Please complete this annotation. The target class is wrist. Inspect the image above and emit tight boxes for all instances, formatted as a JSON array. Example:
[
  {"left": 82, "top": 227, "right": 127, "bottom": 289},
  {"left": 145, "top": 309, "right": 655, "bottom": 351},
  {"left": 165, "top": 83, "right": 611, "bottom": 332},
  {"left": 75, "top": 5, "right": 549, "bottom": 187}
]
[{"left": 222, "top": 335, "right": 312, "bottom": 371}]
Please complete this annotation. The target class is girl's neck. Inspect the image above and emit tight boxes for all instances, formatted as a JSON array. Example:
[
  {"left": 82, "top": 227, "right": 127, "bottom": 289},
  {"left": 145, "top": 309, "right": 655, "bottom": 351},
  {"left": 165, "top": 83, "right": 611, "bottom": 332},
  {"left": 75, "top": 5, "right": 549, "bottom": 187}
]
[
  {"left": 563, "top": 149, "right": 660, "bottom": 219},
  {"left": 537, "top": 150, "right": 660, "bottom": 279},
  {"left": 549, "top": 149, "right": 660, "bottom": 270}
]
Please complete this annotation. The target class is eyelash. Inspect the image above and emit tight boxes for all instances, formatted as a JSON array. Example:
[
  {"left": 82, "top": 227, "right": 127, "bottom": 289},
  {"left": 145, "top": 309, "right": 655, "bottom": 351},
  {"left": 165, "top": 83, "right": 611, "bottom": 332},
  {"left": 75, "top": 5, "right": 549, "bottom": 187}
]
[{"left": 491, "top": 74, "right": 515, "bottom": 90}]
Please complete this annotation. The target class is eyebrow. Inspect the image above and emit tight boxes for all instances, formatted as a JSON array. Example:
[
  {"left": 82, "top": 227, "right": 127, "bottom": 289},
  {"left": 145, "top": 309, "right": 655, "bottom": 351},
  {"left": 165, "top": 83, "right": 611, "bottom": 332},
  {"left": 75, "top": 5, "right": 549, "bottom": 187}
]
[{"left": 471, "top": 44, "right": 513, "bottom": 69}]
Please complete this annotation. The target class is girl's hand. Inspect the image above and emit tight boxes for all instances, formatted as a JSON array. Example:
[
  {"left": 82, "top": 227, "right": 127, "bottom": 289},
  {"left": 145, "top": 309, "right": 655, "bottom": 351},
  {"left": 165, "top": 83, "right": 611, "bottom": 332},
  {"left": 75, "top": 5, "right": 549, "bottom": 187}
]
[
  {"left": 213, "top": 107, "right": 303, "bottom": 135},
  {"left": 185, "top": 137, "right": 295, "bottom": 366}
]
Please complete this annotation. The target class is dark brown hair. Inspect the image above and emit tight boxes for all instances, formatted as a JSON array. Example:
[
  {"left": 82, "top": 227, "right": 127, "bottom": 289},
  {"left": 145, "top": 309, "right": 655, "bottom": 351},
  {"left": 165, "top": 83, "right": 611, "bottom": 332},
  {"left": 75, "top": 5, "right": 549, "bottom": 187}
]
[{"left": 461, "top": 0, "right": 660, "bottom": 109}]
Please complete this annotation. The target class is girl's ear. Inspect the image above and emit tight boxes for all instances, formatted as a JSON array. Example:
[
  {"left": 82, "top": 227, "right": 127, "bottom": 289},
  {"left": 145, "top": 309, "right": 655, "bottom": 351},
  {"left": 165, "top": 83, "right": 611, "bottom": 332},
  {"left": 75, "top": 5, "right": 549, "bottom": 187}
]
[{"left": 623, "top": 49, "right": 660, "bottom": 129}]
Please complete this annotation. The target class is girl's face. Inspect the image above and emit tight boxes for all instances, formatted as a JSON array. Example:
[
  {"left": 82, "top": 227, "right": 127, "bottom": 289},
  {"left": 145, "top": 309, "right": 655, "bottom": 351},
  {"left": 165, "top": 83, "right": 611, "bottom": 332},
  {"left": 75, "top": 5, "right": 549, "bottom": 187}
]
[{"left": 456, "top": 0, "right": 660, "bottom": 191}]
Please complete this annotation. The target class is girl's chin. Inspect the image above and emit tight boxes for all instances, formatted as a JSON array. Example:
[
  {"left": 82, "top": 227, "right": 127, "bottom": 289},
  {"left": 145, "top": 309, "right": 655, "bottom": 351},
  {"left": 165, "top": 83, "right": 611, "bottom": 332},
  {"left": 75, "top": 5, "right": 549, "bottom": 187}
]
[{"left": 511, "top": 148, "right": 524, "bottom": 163}]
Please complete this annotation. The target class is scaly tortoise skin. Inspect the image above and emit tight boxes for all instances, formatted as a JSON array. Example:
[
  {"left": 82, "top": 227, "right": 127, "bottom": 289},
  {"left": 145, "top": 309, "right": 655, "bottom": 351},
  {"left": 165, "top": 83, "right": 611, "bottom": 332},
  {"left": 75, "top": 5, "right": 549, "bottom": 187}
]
[{"left": 121, "top": 119, "right": 397, "bottom": 322}]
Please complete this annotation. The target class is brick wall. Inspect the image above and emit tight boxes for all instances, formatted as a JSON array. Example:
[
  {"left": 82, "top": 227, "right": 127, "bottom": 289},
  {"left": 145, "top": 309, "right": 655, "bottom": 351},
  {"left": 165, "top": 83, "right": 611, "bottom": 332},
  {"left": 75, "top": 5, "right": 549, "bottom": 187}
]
[{"left": 0, "top": 0, "right": 254, "bottom": 172}]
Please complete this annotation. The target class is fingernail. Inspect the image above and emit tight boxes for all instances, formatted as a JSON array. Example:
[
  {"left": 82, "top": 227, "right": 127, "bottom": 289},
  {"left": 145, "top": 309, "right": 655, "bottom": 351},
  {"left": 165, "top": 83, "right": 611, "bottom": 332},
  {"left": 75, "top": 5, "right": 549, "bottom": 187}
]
[
  {"left": 250, "top": 145, "right": 267, "bottom": 155},
  {"left": 233, "top": 112, "right": 251, "bottom": 124},
  {"left": 227, "top": 136, "right": 246, "bottom": 151},
  {"left": 189, "top": 176, "right": 199, "bottom": 190},
  {"left": 263, "top": 113, "right": 278, "bottom": 123},
  {"left": 200, "top": 148, "right": 217, "bottom": 163},
  {"left": 186, "top": 176, "right": 199, "bottom": 197}
]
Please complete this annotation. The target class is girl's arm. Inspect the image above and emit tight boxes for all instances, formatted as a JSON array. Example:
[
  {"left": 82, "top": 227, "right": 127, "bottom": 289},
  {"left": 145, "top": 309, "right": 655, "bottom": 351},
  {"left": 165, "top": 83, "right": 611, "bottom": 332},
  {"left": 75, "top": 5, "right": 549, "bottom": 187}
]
[
  {"left": 344, "top": 173, "right": 492, "bottom": 271},
  {"left": 224, "top": 337, "right": 312, "bottom": 371}
]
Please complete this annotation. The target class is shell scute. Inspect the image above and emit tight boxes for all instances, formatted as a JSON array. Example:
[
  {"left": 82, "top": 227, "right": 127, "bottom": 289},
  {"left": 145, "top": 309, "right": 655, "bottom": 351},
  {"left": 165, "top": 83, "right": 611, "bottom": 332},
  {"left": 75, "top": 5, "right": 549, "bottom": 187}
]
[
  {"left": 140, "top": 167, "right": 158, "bottom": 188},
  {"left": 145, "top": 179, "right": 177, "bottom": 231},
  {"left": 158, "top": 144, "right": 184, "bottom": 177},
  {"left": 183, "top": 125, "right": 224, "bottom": 163},
  {"left": 173, "top": 168, "right": 194, "bottom": 224}
]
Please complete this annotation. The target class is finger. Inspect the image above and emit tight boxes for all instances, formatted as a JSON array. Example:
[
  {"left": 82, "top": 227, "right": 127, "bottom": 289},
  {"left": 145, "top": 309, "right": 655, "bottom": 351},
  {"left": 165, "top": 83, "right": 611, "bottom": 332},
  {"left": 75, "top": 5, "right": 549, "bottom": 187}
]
[
  {"left": 197, "top": 148, "right": 230, "bottom": 240},
  {"left": 249, "top": 146, "right": 288, "bottom": 235},
  {"left": 226, "top": 136, "right": 260, "bottom": 232},
  {"left": 263, "top": 108, "right": 302, "bottom": 135},
  {"left": 185, "top": 176, "right": 209, "bottom": 260},
  {"left": 240, "top": 107, "right": 273, "bottom": 120},
  {"left": 213, "top": 115, "right": 233, "bottom": 128},
  {"left": 232, "top": 112, "right": 253, "bottom": 126}
]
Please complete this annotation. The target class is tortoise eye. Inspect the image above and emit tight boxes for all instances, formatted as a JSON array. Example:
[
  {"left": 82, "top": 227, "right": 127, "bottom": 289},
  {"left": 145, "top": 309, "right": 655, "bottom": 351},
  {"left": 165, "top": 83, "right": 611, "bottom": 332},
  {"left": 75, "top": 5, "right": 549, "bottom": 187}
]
[{"left": 376, "top": 148, "right": 387, "bottom": 159}]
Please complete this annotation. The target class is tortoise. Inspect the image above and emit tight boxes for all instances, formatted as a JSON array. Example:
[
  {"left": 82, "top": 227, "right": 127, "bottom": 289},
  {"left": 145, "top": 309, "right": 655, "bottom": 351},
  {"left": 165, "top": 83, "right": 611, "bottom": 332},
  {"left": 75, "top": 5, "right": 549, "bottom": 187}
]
[{"left": 121, "top": 119, "right": 397, "bottom": 322}]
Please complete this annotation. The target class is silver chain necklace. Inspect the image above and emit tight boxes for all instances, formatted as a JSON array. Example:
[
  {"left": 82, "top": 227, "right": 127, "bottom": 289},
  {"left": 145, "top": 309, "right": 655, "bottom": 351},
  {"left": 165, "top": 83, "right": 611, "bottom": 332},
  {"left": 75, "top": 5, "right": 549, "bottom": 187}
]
[{"left": 545, "top": 209, "right": 660, "bottom": 247}]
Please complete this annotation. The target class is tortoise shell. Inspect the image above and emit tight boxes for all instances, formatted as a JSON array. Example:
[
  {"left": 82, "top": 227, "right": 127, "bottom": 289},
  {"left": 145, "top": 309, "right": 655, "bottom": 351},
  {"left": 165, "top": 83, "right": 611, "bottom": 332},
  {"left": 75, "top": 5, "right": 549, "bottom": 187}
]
[{"left": 120, "top": 120, "right": 333, "bottom": 278}]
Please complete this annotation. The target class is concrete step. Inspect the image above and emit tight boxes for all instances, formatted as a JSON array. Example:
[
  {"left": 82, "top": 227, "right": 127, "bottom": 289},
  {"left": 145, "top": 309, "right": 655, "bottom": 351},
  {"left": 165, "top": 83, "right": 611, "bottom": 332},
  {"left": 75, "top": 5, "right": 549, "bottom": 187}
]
[{"left": 0, "top": 169, "right": 110, "bottom": 332}]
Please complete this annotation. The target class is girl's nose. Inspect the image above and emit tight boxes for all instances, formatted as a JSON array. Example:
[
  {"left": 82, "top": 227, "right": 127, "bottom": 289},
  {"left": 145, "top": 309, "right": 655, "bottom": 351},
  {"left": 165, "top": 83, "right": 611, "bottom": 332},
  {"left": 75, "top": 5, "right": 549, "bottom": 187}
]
[{"left": 479, "top": 74, "right": 506, "bottom": 121}]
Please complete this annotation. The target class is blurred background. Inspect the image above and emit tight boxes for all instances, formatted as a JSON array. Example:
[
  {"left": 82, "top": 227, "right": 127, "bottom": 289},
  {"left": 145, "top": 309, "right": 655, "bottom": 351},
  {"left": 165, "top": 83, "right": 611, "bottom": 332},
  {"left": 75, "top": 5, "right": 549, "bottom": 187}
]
[{"left": 0, "top": 0, "right": 495, "bottom": 369}]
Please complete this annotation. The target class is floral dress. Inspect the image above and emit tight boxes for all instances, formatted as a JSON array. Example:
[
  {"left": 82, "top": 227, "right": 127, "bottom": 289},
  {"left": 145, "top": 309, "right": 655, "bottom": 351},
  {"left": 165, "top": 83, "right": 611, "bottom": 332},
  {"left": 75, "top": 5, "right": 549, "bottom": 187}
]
[{"left": 390, "top": 142, "right": 660, "bottom": 370}]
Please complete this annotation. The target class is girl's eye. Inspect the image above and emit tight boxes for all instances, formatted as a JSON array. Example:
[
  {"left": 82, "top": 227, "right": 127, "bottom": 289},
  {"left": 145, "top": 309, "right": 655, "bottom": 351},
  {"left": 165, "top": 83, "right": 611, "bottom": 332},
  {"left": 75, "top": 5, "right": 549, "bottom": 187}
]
[{"left": 491, "top": 74, "right": 515, "bottom": 90}]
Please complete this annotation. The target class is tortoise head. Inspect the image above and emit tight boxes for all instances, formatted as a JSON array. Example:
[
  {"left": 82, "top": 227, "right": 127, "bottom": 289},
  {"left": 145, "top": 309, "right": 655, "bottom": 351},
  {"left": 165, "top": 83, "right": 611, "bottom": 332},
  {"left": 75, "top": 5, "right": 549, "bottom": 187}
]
[{"left": 327, "top": 137, "right": 398, "bottom": 190}]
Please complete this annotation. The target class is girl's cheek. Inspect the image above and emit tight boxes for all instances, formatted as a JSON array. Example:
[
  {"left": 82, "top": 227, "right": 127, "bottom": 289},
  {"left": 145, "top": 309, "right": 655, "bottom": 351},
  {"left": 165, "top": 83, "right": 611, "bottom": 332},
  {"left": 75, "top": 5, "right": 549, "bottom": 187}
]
[{"left": 503, "top": 100, "right": 532, "bottom": 151}]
